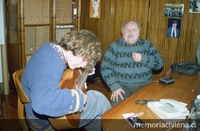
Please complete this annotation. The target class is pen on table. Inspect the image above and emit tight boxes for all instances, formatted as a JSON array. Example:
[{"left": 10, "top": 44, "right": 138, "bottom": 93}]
[{"left": 129, "top": 112, "right": 144, "bottom": 118}]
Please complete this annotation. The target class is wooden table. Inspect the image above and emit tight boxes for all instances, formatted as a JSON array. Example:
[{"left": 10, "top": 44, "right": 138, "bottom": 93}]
[{"left": 102, "top": 71, "right": 200, "bottom": 131}]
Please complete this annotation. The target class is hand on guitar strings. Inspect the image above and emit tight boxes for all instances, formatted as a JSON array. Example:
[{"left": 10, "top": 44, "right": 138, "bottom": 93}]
[
  {"left": 77, "top": 87, "right": 88, "bottom": 108},
  {"left": 84, "top": 82, "right": 87, "bottom": 89},
  {"left": 76, "top": 83, "right": 88, "bottom": 106},
  {"left": 88, "top": 67, "right": 96, "bottom": 76},
  {"left": 83, "top": 83, "right": 88, "bottom": 106},
  {"left": 83, "top": 93, "right": 88, "bottom": 106}
]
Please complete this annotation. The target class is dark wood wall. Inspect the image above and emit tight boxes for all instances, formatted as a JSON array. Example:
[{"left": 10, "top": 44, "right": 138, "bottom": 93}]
[
  {"left": 6, "top": 0, "right": 200, "bottom": 87},
  {"left": 80, "top": 0, "right": 200, "bottom": 79},
  {"left": 148, "top": 0, "right": 200, "bottom": 77}
]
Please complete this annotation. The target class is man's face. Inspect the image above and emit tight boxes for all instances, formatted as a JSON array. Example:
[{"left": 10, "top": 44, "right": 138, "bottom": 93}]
[
  {"left": 172, "top": 23, "right": 177, "bottom": 28},
  {"left": 64, "top": 51, "right": 88, "bottom": 69},
  {"left": 122, "top": 21, "right": 140, "bottom": 44}
]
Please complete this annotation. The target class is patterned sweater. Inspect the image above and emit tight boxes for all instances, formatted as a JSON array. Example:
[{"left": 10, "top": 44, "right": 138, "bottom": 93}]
[{"left": 100, "top": 38, "right": 164, "bottom": 92}]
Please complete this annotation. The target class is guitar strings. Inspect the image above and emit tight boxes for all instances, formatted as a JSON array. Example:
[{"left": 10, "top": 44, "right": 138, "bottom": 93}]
[{"left": 76, "top": 68, "right": 90, "bottom": 89}]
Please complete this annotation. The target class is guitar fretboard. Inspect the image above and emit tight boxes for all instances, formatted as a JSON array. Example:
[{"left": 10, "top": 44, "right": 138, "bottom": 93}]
[{"left": 76, "top": 68, "right": 90, "bottom": 89}]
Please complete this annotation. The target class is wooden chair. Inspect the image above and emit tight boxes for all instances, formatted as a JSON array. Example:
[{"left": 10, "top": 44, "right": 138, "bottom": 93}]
[
  {"left": 12, "top": 68, "right": 31, "bottom": 131},
  {"left": 12, "top": 69, "right": 79, "bottom": 131}
]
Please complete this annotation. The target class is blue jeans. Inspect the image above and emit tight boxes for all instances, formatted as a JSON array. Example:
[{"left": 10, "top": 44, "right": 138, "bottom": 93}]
[
  {"left": 27, "top": 90, "right": 111, "bottom": 131},
  {"left": 78, "top": 90, "right": 111, "bottom": 131}
]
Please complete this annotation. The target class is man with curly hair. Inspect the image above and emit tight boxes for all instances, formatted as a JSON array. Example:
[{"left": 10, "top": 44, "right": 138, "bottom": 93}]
[{"left": 21, "top": 29, "right": 111, "bottom": 131}]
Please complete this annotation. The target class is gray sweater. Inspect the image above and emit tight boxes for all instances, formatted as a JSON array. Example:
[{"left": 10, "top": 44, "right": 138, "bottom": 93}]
[{"left": 100, "top": 38, "right": 164, "bottom": 92}]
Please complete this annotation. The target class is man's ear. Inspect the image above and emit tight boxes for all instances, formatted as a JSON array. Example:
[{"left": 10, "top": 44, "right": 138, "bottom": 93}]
[{"left": 121, "top": 30, "right": 124, "bottom": 35}]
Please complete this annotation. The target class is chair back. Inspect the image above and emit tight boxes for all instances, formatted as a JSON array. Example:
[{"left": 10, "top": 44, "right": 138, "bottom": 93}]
[{"left": 13, "top": 68, "right": 31, "bottom": 131}]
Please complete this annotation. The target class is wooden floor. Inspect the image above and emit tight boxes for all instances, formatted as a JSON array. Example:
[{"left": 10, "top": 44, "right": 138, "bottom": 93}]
[{"left": 0, "top": 77, "right": 111, "bottom": 130}]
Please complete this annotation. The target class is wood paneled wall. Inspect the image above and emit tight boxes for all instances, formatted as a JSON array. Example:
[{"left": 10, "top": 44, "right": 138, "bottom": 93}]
[
  {"left": 80, "top": 0, "right": 113, "bottom": 57},
  {"left": 80, "top": 0, "right": 200, "bottom": 79},
  {"left": 80, "top": 0, "right": 149, "bottom": 59},
  {"left": 148, "top": 0, "right": 200, "bottom": 78}
]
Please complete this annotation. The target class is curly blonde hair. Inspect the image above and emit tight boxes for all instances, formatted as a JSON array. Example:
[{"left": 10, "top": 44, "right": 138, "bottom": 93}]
[{"left": 58, "top": 29, "right": 102, "bottom": 68}]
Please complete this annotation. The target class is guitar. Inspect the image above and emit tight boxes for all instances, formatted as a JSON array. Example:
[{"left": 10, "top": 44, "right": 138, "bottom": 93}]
[{"left": 48, "top": 68, "right": 90, "bottom": 130}]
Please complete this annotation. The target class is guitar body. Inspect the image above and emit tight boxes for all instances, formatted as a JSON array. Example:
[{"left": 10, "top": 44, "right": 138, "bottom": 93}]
[{"left": 49, "top": 68, "right": 84, "bottom": 130}]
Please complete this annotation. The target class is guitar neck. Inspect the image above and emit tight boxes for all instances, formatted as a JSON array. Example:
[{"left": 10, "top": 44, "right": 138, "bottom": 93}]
[{"left": 76, "top": 68, "right": 90, "bottom": 90}]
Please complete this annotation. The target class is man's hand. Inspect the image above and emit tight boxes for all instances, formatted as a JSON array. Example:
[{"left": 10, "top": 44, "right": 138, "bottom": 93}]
[
  {"left": 88, "top": 67, "right": 95, "bottom": 76},
  {"left": 79, "top": 93, "right": 87, "bottom": 112},
  {"left": 83, "top": 93, "right": 87, "bottom": 105},
  {"left": 84, "top": 82, "right": 87, "bottom": 89},
  {"left": 111, "top": 88, "right": 125, "bottom": 102},
  {"left": 132, "top": 52, "right": 142, "bottom": 62},
  {"left": 78, "top": 88, "right": 87, "bottom": 105}
]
